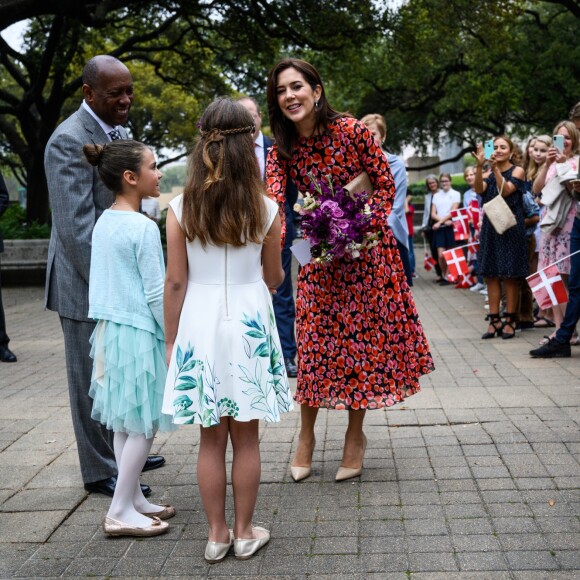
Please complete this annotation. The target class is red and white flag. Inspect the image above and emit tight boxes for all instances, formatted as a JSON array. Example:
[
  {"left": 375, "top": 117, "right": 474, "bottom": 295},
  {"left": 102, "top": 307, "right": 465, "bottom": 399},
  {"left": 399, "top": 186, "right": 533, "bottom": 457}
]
[
  {"left": 469, "top": 200, "right": 482, "bottom": 232},
  {"left": 424, "top": 254, "right": 437, "bottom": 271},
  {"left": 526, "top": 265, "right": 568, "bottom": 310},
  {"left": 443, "top": 248, "right": 468, "bottom": 279},
  {"left": 451, "top": 208, "right": 470, "bottom": 241},
  {"left": 467, "top": 241, "right": 480, "bottom": 261},
  {"left": 455, "top": 272, "right": 477, "bottom": 288}
]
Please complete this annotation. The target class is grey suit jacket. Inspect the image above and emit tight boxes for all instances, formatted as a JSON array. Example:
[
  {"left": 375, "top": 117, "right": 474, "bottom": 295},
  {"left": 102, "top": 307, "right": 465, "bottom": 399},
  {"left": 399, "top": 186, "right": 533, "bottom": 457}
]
[{"left": 44, "top": 105, "right": 128, "bottom": 321}]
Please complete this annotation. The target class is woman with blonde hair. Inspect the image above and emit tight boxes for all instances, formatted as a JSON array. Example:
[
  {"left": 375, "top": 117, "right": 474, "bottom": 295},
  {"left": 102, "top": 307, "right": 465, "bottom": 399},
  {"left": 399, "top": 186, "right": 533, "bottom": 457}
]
[
  {"left": 532, "top": 121, "right": 579, "bottom": 342},
  {"left": 527, "top": 135, "right": 552, "bottom": 187}
]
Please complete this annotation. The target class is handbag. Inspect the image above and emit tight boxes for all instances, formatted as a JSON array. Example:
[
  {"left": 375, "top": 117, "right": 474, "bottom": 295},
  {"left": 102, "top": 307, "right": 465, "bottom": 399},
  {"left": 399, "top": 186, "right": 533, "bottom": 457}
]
[
  {"left": 344, "top": 171, "right": 373, "bottom": 195},
  {"left": 483, "top": 178, "right": 517, "bottom": 234}
]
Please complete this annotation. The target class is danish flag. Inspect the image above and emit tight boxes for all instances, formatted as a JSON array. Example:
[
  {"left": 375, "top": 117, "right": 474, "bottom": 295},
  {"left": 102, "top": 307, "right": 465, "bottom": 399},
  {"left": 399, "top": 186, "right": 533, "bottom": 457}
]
[
  {"left": 443, "top": 248, "right": 468, "bottom": 278},
  {"left": 455, "top": 272, "right": 477, "bottom": 288},
  {"left": 469, "top": 200, "right": 482, "bottom": 232},
  {"left": 467, "top": 241, "right": 480, "bottom": 261},
  {"left": 451, "top": 208, "right": 470, "bottom": 241},
  {"left": 424, "top": 254, "right": 437, "bottom": 271},
  {"left": 526, "top": 265, "right": 568, "bottom": 310}
]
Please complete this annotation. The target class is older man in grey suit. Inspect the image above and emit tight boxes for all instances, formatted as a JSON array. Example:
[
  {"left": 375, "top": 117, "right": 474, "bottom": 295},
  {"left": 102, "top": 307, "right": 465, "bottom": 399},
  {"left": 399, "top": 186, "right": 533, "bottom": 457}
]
[{"left": 45, "top": 55, "right": 164, "bottom": 497}]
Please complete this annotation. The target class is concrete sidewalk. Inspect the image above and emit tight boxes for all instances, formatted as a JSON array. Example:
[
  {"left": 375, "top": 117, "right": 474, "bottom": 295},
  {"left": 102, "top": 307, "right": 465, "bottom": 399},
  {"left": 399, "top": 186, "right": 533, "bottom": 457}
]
[{"left": 0, "top": 275, "right": 578, "bottom": 579}]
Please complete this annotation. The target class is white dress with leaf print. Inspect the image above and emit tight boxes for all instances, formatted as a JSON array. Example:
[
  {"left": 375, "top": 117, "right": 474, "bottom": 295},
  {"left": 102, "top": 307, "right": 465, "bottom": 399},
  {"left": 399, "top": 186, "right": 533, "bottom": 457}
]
[{"left": 162, "top": 194, "right": 293, "bottom": 427}]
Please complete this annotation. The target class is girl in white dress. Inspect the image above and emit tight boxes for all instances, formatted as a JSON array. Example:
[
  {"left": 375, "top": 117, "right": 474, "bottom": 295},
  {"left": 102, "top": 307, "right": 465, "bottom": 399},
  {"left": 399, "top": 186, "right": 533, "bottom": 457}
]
[{"left": 163, "top": 98, "right": 292, "bottom": 562}]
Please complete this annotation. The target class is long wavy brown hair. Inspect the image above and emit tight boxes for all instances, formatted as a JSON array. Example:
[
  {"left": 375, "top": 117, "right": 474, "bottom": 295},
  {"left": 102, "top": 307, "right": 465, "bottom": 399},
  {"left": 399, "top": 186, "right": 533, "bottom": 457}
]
[
  {"left": 181, "top": 98, "right": 267, "bottom": 247},
  {"left": 266, "top": 58, "right": 345, "bottom": 160}
]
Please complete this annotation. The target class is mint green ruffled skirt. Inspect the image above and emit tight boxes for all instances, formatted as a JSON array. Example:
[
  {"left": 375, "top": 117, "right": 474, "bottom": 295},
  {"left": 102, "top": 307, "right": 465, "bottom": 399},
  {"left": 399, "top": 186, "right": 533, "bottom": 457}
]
[{"left": 89, "top": 320, "right": 175, "bottom": 438}]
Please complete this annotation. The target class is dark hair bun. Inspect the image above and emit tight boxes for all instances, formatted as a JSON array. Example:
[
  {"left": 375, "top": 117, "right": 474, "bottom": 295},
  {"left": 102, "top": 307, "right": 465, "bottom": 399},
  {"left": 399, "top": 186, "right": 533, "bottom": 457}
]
[{"left": 83, "top": 143, "right": 106, "bottom": 166}]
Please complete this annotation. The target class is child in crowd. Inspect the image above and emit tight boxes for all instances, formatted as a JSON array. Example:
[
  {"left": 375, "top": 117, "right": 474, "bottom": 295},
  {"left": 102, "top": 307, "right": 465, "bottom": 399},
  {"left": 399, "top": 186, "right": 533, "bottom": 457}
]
[
  {"left": 462, "top": 166, "right": 480, "bottom": 208},
  {"left": 162, "top": 98, "right": 292, "bottom": 562},
  {"left": 528, "top": 136, "right": 554, "bottom": 327},
  {"left": 84, "top": 141, "right": 175, "bottom": 538},
  {"left": 463, "top": 166, "right": 486, "bottom": 292}
]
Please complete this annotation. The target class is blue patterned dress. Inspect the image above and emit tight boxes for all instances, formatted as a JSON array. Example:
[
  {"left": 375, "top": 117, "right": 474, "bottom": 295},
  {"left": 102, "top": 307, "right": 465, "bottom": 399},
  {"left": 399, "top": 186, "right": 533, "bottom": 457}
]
[{"left": 479, "top": 166, "right": 528, "bottom": 278}]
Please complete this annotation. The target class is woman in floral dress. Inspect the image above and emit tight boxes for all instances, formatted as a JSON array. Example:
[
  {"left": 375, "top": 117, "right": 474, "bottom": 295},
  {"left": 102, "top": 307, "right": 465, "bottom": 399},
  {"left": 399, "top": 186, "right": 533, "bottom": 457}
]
[
  {"left": 265, "top": 58, "right": 434, "bottom": 482},
  {"left": 532, "top": 121, "right": 579, "bottom": 341}
]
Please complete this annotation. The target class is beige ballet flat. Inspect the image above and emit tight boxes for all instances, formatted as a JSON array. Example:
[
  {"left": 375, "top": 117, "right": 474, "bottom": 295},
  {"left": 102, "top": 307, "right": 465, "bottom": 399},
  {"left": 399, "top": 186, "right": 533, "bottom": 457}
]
[
  {"left": 141, "top": 504, "right": 176, "bottom": 520},
  {"left": 336, "top": 434, "right": 367, "bottom": 482},
  {"left": 102, "top": 515, "right": 168, "bottom": 537},
  {"left": 234, "top": 526, "right": 270, "bottom": 560},
  {"left": 204, "top": 530, "right": 234, "bottom": 564}
]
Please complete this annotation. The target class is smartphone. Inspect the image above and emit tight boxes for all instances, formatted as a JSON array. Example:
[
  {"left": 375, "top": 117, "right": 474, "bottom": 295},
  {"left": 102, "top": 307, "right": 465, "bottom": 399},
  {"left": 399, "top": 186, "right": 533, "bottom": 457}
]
[
  {"left": 484, "top": 140, "right": 494, "bottom": 160},
  {"left": 553, "top": 134, "right": 564, "bottom": 153}
]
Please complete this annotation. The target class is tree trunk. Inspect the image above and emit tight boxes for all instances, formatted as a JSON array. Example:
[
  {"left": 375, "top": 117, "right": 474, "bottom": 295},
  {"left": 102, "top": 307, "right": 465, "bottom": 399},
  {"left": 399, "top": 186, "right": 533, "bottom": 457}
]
[{"left": 25, "top": 152, "right": 50, "bottom": 225}]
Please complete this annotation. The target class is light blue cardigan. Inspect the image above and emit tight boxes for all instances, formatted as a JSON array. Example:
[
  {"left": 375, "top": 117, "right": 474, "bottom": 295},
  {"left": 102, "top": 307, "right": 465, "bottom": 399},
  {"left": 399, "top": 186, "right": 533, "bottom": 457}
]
[{"left": 89, "top": 210, "right": 165, "bottom": 336}]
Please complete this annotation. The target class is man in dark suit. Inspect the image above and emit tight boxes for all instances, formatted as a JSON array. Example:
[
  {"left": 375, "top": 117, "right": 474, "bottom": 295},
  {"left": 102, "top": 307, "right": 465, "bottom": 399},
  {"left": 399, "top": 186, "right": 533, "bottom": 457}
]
[
  {"left": 239, "top": 96, "right": 298, "bottom": 377},
  {"left": 0, "top": 171, "right": 16, "bottom": 363},
  {"left": 44, "top": 55, "right": 164, "bottom": 497}
]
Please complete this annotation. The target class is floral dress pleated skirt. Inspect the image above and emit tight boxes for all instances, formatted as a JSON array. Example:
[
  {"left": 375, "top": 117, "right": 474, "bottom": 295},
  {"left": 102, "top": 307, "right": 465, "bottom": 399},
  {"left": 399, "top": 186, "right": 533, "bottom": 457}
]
[{"left": 266, "top": 117, "right": 435, "bottom": 410}]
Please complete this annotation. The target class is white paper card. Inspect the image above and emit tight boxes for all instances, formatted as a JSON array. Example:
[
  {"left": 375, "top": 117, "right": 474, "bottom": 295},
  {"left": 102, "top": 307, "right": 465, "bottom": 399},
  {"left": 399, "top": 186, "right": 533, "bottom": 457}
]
[{"left": 290, "top": 239, "right": 312, "bottom": 266}]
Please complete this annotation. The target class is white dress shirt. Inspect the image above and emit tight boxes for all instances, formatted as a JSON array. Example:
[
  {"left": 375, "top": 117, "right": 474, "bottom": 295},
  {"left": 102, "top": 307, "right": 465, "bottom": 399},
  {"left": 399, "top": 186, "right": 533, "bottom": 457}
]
[
  {"left": 254, "top": 131, "right": 266, "bottom": 179},
  {"left": 81, "top": 100, "right": 123, "bottom": 140}
]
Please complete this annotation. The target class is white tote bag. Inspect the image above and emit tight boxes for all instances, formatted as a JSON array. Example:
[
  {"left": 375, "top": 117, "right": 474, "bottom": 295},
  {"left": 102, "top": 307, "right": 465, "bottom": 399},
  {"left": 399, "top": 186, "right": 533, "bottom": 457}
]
[{"left": 483, "top": 178, "right": 516, "bottom": 235}]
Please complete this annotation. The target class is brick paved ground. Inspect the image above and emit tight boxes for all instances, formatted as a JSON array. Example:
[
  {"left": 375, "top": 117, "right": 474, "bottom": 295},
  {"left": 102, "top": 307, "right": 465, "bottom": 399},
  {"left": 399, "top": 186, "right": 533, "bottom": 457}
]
[{"left": 0, "top": 274, "right": 579, "bottom": 579}]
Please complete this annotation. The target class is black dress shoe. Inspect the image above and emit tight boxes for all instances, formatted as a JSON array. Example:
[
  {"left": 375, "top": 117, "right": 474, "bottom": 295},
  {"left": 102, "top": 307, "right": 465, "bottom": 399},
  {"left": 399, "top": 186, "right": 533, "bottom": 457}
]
[
  {"left": 84, "top": 476, "right": 116, "bottom": 496},
  {"left": 0, "top": 345, "right": 17, "bottom": 362},
  {"left": 284, "top": 357, "right": 298, "bottom": 378},
  {"left": 142, "top": 455, "right": 165, "bottom": 472},
  {"left": 84, "top": 476, "right": 151, "bottom": 497}
]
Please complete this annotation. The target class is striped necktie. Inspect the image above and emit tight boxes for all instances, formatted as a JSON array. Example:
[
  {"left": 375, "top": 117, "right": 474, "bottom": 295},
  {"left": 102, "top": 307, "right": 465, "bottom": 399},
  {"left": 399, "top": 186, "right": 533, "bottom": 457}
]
[{"left": 108, "top": 128, "right": 122, "bottom": 141}]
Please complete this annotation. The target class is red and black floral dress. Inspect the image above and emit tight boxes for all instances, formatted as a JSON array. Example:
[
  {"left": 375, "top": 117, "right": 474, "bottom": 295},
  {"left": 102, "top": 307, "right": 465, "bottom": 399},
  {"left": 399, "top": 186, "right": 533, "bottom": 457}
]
[{"left": 266, "top": 117, "right": 434, "bottom": 410}]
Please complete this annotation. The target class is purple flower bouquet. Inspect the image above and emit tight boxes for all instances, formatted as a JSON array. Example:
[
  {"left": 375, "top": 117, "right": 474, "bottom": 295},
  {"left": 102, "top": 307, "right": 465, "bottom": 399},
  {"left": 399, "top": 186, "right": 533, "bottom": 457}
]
[{"left": 294, "top": 174, "right": 380, "bottom": 264}]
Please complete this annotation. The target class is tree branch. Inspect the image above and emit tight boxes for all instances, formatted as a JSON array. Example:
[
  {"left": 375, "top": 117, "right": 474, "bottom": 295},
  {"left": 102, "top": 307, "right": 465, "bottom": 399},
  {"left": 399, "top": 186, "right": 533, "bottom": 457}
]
[{"left": 407, "top": 146, "right": 475, "bottom": 172}]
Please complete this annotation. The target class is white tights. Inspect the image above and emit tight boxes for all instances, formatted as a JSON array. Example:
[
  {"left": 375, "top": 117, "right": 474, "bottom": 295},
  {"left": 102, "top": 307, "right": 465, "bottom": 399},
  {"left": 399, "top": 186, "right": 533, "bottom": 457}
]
[{"left": 107, "top": 432, "right": 164, "bottom": 527}]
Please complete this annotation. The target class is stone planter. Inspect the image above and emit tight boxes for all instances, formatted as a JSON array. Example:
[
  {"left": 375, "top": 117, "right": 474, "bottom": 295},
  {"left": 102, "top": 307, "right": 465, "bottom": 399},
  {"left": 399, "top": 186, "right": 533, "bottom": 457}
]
[{"left": 1, "top": 239, "right": 48, "bottom": 285}]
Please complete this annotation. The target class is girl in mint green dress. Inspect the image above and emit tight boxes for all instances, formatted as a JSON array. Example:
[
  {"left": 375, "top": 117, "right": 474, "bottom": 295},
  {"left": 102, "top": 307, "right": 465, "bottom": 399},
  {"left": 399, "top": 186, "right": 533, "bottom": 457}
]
[{"left": 85, "top": 140, "right": 175, "bottom": 538}]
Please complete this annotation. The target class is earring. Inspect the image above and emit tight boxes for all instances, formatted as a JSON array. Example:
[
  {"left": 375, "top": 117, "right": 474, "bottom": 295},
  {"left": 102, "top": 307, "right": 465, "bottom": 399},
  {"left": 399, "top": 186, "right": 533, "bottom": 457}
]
[{"left": 314, "top": 100, "right": 319, "bottom": 110}]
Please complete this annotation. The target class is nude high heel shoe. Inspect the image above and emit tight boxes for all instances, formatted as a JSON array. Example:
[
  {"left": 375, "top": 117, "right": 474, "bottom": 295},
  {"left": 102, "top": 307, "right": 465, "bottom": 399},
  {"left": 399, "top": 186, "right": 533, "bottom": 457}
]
[
  {"left": 336, "top": 434, "right": 367, "bottom": 482},
  {"left": 290, "top": 465, "right": 312, "bottom": 482},
  {"left": 290, "top": 437, "right": 315, "bottom": 482}
]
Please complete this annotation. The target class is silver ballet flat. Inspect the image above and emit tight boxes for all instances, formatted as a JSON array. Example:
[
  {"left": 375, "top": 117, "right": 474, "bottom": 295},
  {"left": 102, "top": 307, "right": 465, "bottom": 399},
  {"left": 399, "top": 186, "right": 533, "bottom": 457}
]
[
  {"left": 141, "top": 504, "right": 176, "bottom": 520},
  {"left": 102, "top": 515, "right": 168, "bottom": 537},
  {"left": 234, "top": 526, "right": 270, "bottom": 560},
  {"left": 204, "top": 530, "right": 233, "bottom": 563}
]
